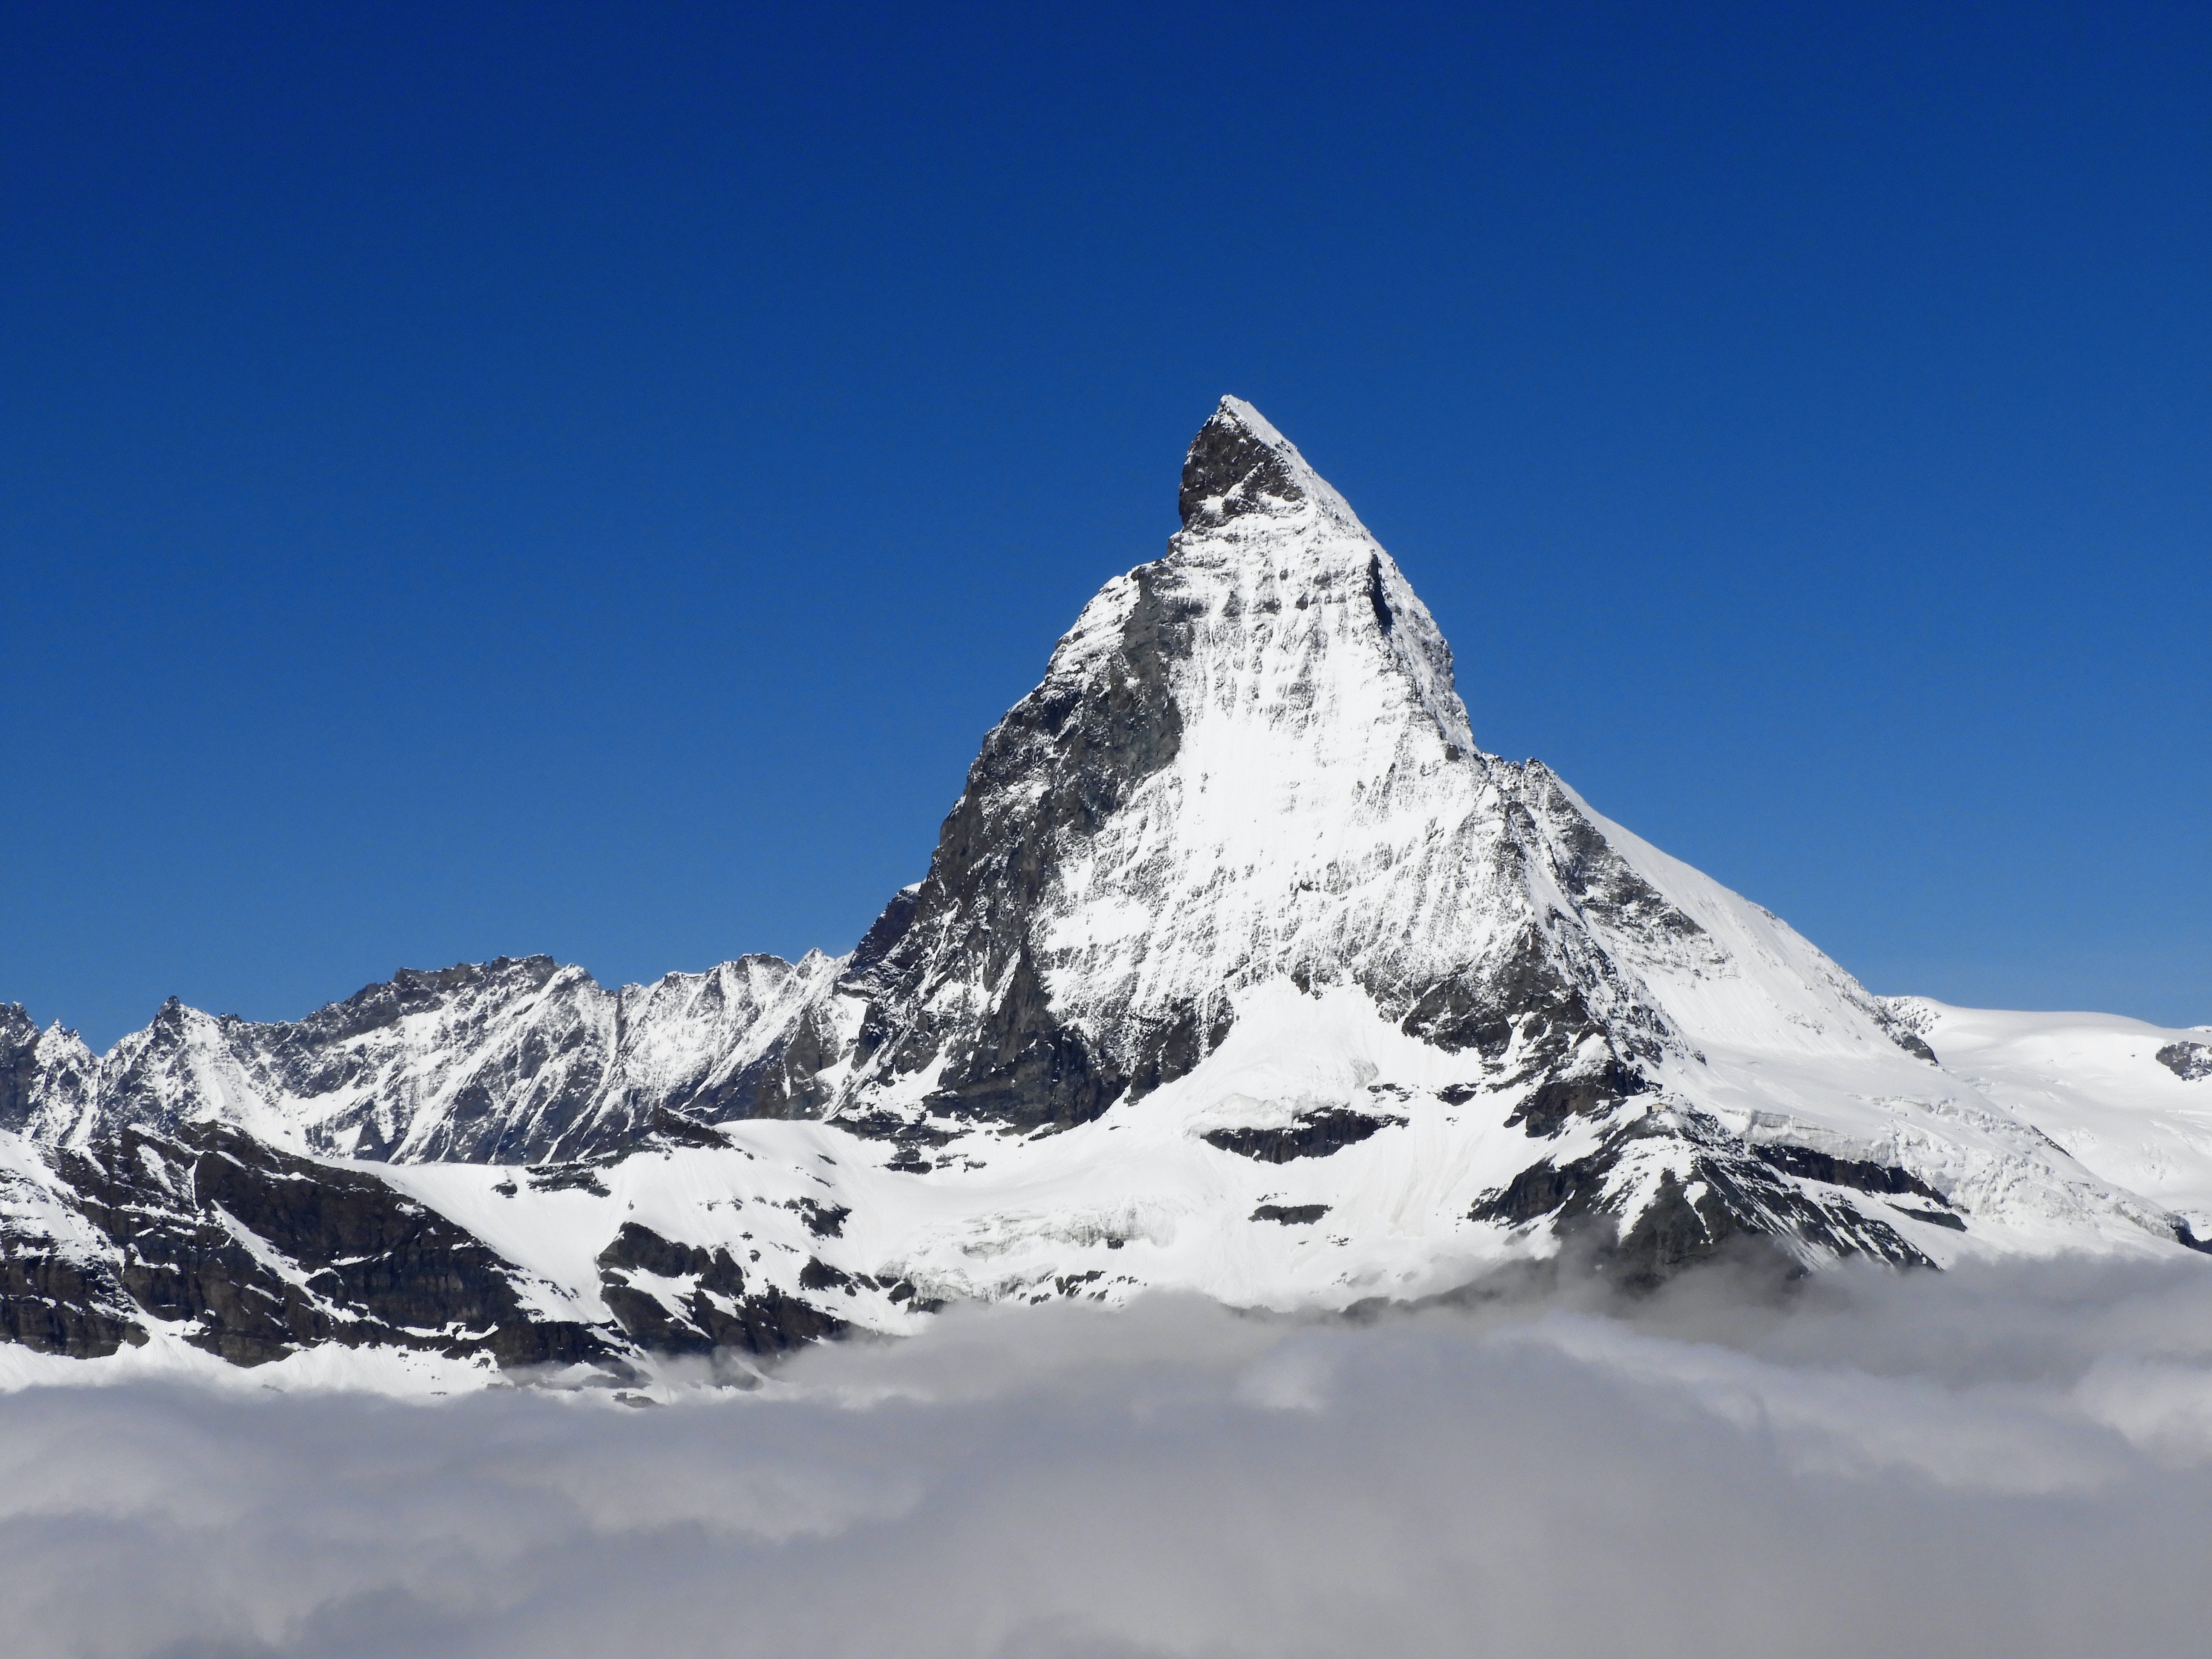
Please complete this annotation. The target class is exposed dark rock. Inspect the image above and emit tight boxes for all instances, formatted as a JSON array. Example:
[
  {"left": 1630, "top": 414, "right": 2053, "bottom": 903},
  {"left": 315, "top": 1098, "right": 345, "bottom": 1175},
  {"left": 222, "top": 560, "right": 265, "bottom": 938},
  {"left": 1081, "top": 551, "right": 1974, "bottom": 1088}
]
[
  {"left": 839, "top": 1110, "right": 956, "bottom": 1149},
  {"left": 1750, "top": 1144, "right": 1950, "bottom": 1207},
  {"left": 1470, "top": 1116, "right": 1935, "bottom": 1290},
  {"left": 0, "top": 1004, "right": 41, "bottom": 1133},
  {"left": 0, "top": 1217, "right": 146, "bottom": 1357},
  {"left": 1602, "top": 1156, "right": 1932, "bottom": 1290},
  {"left": 1467, "top": 1150, "right": 1615, "bottom": 1228},
  {"left": 2157, "top": 1042, "right": 2212, "bottom": 1082},
  {"left": 1397, "top": 926, "right": 1621, "bottom": 1070},
  {"left": 1524, "top": 768, "right": 1709, "bottom": 946},
  {"left": 847, "top": 884, "right": 923, "bottom": 978},
  {"left": 1365, "top": 555, "right": 1394, "bottom": 635},
  {"left": 598, "top": 1221, "right": 726, "bottom": 1281},
  {"left": 1204, "top": 1108, "right": 1400, "bottom": 1164},
  {"left": 838, "top": 1109, "right": 958, "bottom": 1173},
  {"left": 696, "top": 993, "right": 846, "bottom": 1123},
  {"left": 594, "top": 1221, "right": 849, "bottom": 1356},
  {"left": 1122, "top": 999, "right": 1236, "bottom": 1108},
  {"left": 1179, "top": 399, "right": 1307, "bottom": 526},
  {"left": 1505, "top": 1060, "right": 1647, "bottom": 1138},
  {"left": 1251, "top": 1203, "right": 1331, "bottom": 1225},
  {"left": 31, "top": 1122, "right": 618, "bottom": 1368},
  {"left": 923, "top": 951, "right": 1121, "bottom": 1131},
  {"left": 526, "top": 1164, "right": 611, "bottom": 1196},
  {"left": 797, "top": 1256, "right": 852, "bottom": 1292},
  {"left": 831, "top": 553, "right": 1212, "bottom": 1136},
  {"left": 634, "top": 1107, "right": 731, "bottom": 1150},
  {"left": 1870, "top": 1002, "right": 1941, "bottom": 1064}
]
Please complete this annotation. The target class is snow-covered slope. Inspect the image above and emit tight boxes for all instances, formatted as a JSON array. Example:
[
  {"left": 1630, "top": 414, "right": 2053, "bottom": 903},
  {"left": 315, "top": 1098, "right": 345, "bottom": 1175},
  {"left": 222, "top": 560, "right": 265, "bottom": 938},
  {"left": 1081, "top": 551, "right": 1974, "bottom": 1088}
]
[
  {"left": 3, "top": 396, "right": 2204, "bottom": 1387},
  {"left": 1876, "top": 1001, "right": 2212, "bottom": 1239}
]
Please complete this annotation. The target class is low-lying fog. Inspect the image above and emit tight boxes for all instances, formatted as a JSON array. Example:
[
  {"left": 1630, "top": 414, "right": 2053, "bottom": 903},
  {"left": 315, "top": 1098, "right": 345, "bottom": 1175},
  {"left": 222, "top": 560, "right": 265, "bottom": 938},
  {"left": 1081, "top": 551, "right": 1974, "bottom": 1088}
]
[{"left": 7, "top": 1254, "right": 2212, "bottom": 1658}]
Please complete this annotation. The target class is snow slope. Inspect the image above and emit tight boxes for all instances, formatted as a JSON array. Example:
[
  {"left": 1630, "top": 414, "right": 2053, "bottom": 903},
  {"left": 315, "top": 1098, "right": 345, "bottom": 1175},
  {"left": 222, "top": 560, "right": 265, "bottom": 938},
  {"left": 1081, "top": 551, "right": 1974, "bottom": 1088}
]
[{"left": 1879, "top": 1001, "right": 2212, "bottom": 1237}]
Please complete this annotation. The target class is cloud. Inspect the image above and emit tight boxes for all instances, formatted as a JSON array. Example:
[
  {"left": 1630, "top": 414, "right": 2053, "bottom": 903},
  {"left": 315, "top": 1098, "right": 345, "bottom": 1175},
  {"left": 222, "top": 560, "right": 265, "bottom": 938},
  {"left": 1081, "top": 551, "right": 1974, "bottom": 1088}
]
[{"left": 5, "top": 1257, "right": 2212, "bottom": 1658}]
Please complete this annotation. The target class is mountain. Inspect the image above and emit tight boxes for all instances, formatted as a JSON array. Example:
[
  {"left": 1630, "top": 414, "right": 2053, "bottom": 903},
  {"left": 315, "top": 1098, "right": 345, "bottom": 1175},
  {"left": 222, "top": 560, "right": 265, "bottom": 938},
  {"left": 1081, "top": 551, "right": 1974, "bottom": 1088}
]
[
  {"left": 1, "top": 952, "right": 841, "bottom": 1163},
  {"left": 4, "top": 398, "right": 2208, "bottom": 1391}
]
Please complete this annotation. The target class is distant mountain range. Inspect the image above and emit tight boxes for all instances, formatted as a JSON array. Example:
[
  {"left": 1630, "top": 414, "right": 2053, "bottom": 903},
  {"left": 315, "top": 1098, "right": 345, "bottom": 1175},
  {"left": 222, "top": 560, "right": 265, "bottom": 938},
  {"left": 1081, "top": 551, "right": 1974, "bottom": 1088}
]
[{"left": 6, "top": 397, "right": 2208, "bottom": 1392}]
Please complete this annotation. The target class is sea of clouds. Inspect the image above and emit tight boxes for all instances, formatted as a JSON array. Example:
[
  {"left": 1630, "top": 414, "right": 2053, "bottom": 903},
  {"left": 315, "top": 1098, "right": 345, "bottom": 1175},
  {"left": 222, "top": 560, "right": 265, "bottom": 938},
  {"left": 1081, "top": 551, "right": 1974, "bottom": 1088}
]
[{"left": 6, "top": 1254, "right": 2212, "bottom": 1658}]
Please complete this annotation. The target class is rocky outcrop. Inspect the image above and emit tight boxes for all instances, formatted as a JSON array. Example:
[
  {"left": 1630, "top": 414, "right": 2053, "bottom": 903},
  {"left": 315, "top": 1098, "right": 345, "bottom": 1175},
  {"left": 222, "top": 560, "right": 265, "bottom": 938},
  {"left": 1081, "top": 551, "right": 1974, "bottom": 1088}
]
[
  {"left": 1204, "top": 1109, "right": 1402, "bottom": 1163},
  {"left": 2157, "top": 1042, "right": 2212, "bottom": 1082},
  {"left": 40, "top": 1121, "right": 618, "bottom": 1368},
  {"left": 1469, "top": 1112, "right": 1939, "bottom": 1288},
  {"left": 595, "top": 1222, "right": 852, "bottom": 1356},
  {"left": 0, "top": 1223, "right": 144, "bottom": 1358}
]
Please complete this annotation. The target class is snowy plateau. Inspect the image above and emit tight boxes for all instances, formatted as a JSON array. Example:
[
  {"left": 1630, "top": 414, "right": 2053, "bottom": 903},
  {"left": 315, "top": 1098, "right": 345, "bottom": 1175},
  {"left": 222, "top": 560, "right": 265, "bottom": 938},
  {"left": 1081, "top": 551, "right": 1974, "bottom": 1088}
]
[{"left": 4, "top": 396, "right": 2209, "bottom": 1397}]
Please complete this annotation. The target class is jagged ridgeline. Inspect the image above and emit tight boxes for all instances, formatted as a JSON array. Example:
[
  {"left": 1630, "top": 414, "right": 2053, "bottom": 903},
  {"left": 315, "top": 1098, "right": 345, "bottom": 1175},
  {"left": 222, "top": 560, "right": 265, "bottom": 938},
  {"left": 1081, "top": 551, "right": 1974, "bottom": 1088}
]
[{"left": 5, "top": 399, "right": 2208, "bottom": 1384}]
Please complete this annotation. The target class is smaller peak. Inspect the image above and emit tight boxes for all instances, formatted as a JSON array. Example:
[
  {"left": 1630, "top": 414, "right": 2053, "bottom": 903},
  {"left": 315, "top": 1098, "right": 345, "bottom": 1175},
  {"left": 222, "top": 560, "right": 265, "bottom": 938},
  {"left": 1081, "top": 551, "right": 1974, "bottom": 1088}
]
[{"left": 1179, "top": 396, "right": 1318, "bottom": 529}]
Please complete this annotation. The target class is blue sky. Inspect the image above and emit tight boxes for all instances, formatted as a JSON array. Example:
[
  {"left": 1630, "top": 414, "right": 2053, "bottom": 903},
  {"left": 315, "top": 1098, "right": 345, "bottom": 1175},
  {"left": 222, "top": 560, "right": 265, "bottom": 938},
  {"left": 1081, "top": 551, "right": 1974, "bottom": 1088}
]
[{"left": 3, "top": 1, "right": 2205, "bottom": 1047}]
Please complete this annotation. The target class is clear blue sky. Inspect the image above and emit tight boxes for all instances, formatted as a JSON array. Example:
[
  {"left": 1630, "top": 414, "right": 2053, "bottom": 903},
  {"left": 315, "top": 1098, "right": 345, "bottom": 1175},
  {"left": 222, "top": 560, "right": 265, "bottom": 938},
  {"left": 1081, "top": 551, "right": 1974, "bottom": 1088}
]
[{"left": 3, "top": 2, "right": 2205, "bottom": 1048}]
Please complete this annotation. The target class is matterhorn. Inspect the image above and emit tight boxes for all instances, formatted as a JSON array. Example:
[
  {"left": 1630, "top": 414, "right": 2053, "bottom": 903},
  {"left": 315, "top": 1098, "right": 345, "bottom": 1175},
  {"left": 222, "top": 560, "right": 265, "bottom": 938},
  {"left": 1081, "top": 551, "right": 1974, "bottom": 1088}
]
[{"left": 5, "top": 398, "right": 2208, "bottom": 1389}]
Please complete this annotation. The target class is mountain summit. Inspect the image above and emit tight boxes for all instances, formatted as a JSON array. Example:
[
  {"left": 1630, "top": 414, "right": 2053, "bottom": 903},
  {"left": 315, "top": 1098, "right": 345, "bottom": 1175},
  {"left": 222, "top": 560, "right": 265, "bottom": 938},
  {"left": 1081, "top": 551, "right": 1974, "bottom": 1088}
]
[
  {"left": 810, "top": 392, "right": 1496, "bottom": 1134},
  {"left": 5, "top": 400, "right": 2208, "bottom": 1387}
]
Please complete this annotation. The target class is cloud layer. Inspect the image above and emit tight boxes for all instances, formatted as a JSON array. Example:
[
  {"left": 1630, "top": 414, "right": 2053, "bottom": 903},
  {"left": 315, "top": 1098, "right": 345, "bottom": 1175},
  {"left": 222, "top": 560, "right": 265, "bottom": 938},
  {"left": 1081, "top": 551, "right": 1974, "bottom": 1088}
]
[{"left": 7, "top": 1256, "right": 2212, "bottom": 1659}]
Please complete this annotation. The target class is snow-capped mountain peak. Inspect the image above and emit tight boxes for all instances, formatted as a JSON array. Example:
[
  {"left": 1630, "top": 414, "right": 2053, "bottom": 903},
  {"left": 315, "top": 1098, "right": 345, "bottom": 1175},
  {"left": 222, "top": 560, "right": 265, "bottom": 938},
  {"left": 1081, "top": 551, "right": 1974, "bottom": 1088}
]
[{"left": 5, "top": 397, "right": 2206, "bottom": 1389}]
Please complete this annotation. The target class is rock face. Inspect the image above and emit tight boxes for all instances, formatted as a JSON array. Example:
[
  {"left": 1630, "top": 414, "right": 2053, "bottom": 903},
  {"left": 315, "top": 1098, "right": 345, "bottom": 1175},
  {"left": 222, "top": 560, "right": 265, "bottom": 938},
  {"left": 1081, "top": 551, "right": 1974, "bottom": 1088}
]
[
  {"left": 4, "top": 397, "right": 2209, "bottom": 1385},
  {"left": 0, "top": 1118, "right": 613, "bottom": 1365},
  {"left": 2158, "top": 1042, "right": 2212, "bottom": 1082}
]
